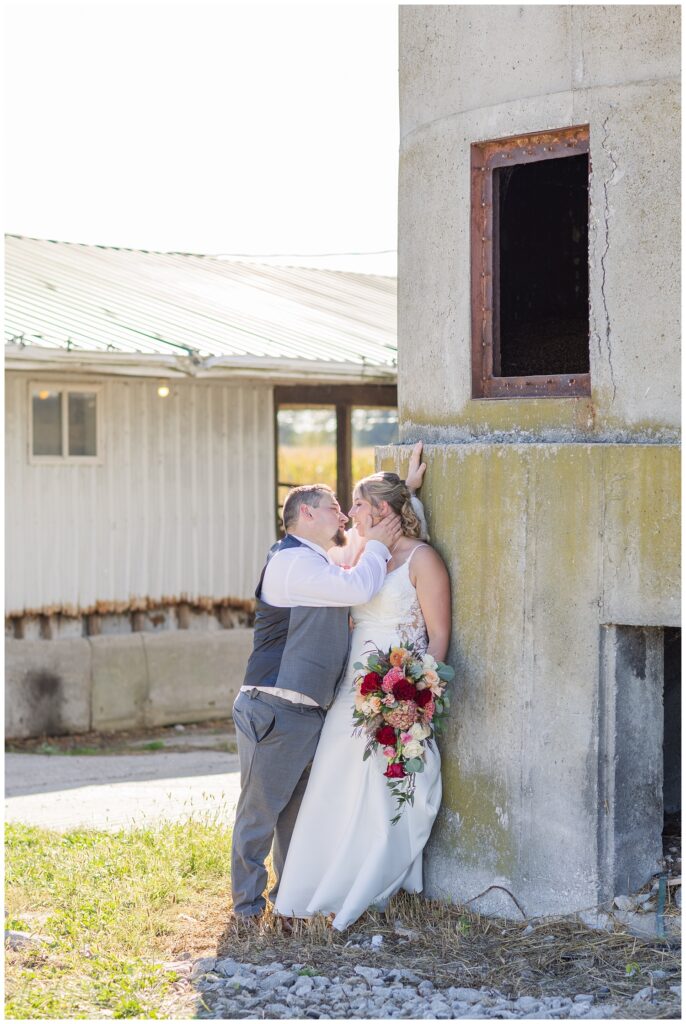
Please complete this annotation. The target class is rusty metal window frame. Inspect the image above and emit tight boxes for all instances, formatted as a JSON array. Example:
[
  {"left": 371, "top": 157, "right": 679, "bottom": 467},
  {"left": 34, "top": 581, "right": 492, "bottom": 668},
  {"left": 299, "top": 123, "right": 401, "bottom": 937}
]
[{"left": 470, "top": 124, "right": 591, "bottom": 399}]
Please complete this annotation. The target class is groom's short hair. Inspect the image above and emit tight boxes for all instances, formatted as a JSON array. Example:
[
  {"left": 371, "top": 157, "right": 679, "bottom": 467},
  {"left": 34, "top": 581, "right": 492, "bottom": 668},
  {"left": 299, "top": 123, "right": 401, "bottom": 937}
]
[{"left": 282, "top": 484, "right": 335, "bottom": 530}]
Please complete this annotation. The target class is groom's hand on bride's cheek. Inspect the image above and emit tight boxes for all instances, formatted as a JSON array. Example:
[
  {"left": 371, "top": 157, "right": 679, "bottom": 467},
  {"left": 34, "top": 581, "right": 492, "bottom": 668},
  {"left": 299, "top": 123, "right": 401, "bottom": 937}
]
[{"left": 368, "top": 511, "right": 402, "bottom": 549}]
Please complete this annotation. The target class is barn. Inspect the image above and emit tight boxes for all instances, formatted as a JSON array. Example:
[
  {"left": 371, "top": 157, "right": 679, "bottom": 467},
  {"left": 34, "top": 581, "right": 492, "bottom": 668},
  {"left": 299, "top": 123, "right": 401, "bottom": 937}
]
[{"left": 5, "top": 234, "right": 397, "bottom": 737}]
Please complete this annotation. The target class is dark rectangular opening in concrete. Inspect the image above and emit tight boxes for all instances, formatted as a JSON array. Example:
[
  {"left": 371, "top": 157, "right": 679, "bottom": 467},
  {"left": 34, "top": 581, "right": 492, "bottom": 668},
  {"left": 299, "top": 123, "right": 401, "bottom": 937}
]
[
  {"left": 470, "top": 124, "right": 591, "bottom": 398},
  {"left": 598, "top": 625, "right": 664, "bottom": 900},
  {"left": 495, "top": 153, "right": 589, "bottom": 377},
  {"left": 663, "top": 627, "right": 681, "bottom": 874}
]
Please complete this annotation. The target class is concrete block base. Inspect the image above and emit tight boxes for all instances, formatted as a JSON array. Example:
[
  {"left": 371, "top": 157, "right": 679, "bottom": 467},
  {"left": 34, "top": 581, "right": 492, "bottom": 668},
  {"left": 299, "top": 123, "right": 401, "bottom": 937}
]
[
  {"left": 144, "top": 630, "right": 255, "bottom": 726},
  {"left": 5, "top": 639, "right": 92, "bottom": 738},
  {"left": 5, "top": 629, "right": 254, "bottom": 738}
]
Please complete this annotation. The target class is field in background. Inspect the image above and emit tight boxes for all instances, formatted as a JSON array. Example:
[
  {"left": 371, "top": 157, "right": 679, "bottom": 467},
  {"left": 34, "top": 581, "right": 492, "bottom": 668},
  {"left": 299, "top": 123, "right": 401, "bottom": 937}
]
[{"left": 277, "top": 446, "right": 376, "bottom": 508}]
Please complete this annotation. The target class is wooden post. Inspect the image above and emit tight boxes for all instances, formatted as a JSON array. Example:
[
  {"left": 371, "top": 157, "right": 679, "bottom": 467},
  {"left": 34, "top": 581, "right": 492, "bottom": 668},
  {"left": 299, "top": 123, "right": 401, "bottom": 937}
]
[
  {"left": 176, "top": 602, "right": 191, "bottom": 629},
  {"left": 336, "top": 403, "right": 352, "bottom": 510},
  {"left": 39, "top": 615, "right": 54, "bottom": 640},
  {"left": 131, "top": 611, "right": 147, "bottom": 632},
  {"left": 86, "top": 614, "right": 102, "bottom": 636}
]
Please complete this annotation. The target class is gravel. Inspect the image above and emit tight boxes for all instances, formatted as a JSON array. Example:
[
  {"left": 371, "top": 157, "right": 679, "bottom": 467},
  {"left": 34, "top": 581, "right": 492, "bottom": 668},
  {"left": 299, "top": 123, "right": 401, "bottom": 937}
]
[{"left": 191, "top": 957, "right": 681, "bottom": 1019}]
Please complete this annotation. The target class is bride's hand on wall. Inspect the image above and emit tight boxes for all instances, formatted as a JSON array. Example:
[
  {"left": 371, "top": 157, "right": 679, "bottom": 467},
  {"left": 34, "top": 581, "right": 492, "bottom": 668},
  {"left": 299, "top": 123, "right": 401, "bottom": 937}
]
[{"left": 406, "top": 442, "right": 426, "bottom": 493}]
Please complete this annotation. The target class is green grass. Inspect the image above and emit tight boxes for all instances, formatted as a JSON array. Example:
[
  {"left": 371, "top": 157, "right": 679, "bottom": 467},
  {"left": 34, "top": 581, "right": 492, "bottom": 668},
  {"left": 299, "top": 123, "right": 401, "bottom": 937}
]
[{"left": 5, "top": 821, "right": 233, "bottom": 1019}]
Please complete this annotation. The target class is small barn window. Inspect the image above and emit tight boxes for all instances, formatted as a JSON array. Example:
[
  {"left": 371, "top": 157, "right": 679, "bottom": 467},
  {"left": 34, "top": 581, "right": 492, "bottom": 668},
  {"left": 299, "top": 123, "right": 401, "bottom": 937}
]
[
  {"left": 471, "top": 125, "right": 591, "bottom": 398},
  {"left": 30, "top": 384, "right": 100, "bottom": 462}
]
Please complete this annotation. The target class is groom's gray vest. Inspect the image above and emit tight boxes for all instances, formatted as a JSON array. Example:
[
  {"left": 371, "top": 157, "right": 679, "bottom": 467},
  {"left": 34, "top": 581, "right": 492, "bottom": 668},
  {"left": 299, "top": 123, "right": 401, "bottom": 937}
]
[{"left": 242, "top": 534, "right": 351, "bottom": 709}]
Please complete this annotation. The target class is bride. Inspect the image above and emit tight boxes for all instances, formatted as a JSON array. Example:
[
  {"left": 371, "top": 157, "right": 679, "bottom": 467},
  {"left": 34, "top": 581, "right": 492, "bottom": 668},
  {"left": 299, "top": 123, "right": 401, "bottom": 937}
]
[{"left": 274, "top": 465, "right": 451, "bottom": 930}]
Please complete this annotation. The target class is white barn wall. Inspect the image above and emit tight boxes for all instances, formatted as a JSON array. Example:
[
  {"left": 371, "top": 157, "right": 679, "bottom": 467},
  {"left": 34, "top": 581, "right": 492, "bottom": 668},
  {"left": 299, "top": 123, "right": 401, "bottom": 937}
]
[{"left": 6, "top": 372, "right": 275, "bottom": 617}]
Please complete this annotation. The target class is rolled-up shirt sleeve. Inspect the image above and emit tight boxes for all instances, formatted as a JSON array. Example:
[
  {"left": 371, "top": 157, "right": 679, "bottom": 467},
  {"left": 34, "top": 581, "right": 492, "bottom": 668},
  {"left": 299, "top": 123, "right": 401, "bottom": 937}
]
[{"left": 264, "top": 540, "right": 390, "bottom": 607}]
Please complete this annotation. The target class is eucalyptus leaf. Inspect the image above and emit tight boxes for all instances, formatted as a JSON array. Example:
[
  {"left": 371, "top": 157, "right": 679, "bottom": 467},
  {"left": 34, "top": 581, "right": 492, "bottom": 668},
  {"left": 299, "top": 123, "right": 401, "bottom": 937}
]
[{"left": 405, "top": 757, "right": 424, "bottom": 773}]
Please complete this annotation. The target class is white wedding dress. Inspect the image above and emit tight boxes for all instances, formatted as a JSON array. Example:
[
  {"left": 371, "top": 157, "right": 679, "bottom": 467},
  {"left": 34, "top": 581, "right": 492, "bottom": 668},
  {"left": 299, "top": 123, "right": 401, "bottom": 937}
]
[{"left": 273, "top": 547, "right": 442, "bottom": 930}]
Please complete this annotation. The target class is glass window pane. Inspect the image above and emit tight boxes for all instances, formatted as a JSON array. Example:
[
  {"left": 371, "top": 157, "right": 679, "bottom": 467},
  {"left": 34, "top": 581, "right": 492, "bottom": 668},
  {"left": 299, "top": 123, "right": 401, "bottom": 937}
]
[
  {"left": 351, "top": 407, "right": 399, "bottom": 480},
  {"left": 68, "top": 392, "right": 97, "bottom": 456},
  {"left": 32, "top": 390, "right": 62, "bottom": 456}
]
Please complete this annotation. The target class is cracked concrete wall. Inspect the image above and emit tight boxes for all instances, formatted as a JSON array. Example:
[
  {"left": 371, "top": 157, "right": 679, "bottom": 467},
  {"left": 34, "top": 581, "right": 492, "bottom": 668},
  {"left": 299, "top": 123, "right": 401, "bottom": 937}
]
[
  {"left": 379, "top": 442, "right": 679, "bottom": 917},
  {"left": 399, "top": 5, "right": 680, "bottom": 441},
  {"left": 394, "top": 6, "right": 681, "bottom": 917}
]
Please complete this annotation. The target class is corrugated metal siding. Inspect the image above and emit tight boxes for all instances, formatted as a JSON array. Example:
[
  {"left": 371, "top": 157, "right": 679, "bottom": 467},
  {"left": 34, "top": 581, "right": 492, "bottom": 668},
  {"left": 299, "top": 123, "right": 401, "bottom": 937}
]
[
  {"left": 5, "top": 235, "right": 397, "bottom": 369},
  {"left": 6, "top": 373, "right": 275, "bottom": 614}
]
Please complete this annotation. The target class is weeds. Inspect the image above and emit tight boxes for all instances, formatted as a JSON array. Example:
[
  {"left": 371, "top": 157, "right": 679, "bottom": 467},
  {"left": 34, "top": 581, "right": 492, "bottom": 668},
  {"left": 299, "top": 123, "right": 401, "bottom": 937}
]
[{"left": 5, "top": 820, "right": 233, "bottom": 1019}]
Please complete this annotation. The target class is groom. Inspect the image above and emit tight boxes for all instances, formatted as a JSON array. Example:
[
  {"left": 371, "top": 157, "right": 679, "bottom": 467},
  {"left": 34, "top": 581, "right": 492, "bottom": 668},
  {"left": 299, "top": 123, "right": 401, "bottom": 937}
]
[{"left": 230, "top": 483, "right": 402, "bottom": 922}]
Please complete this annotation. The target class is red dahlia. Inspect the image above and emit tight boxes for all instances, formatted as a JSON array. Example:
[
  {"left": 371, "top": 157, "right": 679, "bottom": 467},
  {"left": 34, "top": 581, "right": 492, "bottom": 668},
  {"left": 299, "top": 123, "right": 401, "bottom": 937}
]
[
  {"left": 376, "top": 725, "right": 397, "bottom": 746},
  {"left": 360, "top": 672, "right": 382, "bottom": 696},
  {"left": 392, "top": 678, "right": 417, "bottom": 702},
  {"left": 415, "top": 688, "right": 433, "bottom": 707}
]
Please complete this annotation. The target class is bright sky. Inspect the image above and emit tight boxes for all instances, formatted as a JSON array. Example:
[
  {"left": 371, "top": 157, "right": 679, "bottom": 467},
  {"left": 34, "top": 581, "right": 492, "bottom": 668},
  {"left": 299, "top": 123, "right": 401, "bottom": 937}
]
[{"left": 4, "top": 1, "right": 399, "bottom": 274}]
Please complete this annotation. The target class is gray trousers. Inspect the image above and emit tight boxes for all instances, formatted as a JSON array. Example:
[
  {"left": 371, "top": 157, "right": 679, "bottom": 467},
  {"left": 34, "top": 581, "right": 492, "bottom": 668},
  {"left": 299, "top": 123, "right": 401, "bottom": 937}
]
[{"left": 231, "top": 688, "right": 325, "bottom": 917}]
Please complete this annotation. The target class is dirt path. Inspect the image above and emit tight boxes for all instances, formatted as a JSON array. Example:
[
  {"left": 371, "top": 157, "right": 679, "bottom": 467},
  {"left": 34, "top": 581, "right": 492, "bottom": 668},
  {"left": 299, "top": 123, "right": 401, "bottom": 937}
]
[{"left": 5, "top": 721, "right": 241, "bottom": 832}]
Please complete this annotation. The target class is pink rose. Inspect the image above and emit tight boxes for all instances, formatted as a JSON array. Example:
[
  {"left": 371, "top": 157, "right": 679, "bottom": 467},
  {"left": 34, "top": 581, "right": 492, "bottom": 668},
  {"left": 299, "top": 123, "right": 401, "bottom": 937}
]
[
  {"left": 401, "top": 732, "right": 413, "bottom": 744},
  {"left": 383, "top": 694, "right": 396, "bottom": 707},
  {"left": 383, "top": 746, "right": 396, "bottom": 759},
  {"left": 382, "top": 666, "right": 405, "bottom": 693}
]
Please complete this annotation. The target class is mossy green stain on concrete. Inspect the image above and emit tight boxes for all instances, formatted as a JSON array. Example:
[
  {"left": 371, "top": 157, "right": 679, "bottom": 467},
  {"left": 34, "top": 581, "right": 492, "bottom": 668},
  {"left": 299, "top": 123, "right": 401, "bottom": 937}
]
[
  {"left": 401, "top": 392, "right": 678, "bottom": 441},
  {"left": 401, "top": 397, "right": 597, "bottom": 436},
  {"left": 438, "top": 753, "right": 515, "bottom": 876},
  {"left": 381, "top": 441, "right": 679, "bottom": 903}
]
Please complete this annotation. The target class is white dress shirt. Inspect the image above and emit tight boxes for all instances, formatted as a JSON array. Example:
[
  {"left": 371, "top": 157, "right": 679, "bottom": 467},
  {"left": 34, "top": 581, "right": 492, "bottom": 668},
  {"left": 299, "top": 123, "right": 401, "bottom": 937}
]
[{"left": 241, "top": 534, "right": 391, "bottom": 707}]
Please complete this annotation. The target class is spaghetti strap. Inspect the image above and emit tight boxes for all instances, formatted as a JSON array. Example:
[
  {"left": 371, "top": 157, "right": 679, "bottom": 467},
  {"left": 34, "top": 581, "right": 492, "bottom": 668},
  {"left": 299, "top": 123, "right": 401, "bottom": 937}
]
[{"left": 405, "top": 542, "right": 429, "bottom": 569}]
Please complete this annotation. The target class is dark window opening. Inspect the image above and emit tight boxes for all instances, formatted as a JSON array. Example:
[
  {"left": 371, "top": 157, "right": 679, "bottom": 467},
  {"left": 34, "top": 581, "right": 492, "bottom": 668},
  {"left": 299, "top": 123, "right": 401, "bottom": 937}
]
[
  {"left": 663, "top": 627, "right": 681, "bottom": 874},
  {"left": 495, "top": 153, "right": 589, "bottom": 377},
  {"left": 471, "top": 124, "right": 591, "bottom": 398}
]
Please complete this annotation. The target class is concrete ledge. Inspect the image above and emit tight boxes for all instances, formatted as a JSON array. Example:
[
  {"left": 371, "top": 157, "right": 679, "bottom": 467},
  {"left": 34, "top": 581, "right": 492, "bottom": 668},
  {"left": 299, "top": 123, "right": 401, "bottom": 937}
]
[
  {"left": 6, "top": 638, "right": 92, "bottom": 739},
  {"left": 5, "top": 629, "right": 254, "bottom": 738},
  {"left": 91, "top": 634, "right": 148, "bottom": 731},
  {"left": 143, "top": 629, "right": 253, "bottom": 726}
]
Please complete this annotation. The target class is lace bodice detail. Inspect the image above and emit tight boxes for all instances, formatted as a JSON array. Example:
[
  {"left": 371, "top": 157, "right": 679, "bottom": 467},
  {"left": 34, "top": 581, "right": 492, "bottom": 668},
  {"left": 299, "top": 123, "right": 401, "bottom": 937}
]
[{"left": 351, "top": 554, "right": 428, "bottom": 653}]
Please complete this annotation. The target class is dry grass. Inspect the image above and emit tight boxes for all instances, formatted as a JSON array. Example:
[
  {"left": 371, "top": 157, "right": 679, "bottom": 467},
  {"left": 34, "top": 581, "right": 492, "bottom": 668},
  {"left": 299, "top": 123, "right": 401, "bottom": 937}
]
[
  {"left": 215, "top": 886, "right": 681, "bottom": 1019},
  {"left": 6, "top": 816, "right": 680, "bottom": 1019}
]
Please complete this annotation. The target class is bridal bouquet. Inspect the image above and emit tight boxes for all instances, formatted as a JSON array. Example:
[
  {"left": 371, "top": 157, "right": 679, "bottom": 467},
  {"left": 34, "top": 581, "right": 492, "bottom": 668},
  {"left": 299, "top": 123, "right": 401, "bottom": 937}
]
[{"left": 351, "top": 643, "right": 454, "bottom": 824}]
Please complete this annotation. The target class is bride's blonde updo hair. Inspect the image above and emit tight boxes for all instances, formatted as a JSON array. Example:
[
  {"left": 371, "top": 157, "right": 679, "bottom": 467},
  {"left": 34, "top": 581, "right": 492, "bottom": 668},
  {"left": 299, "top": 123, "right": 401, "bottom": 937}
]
[{"left": 356, "top": 472, "right": 422, "bottom": 539}]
